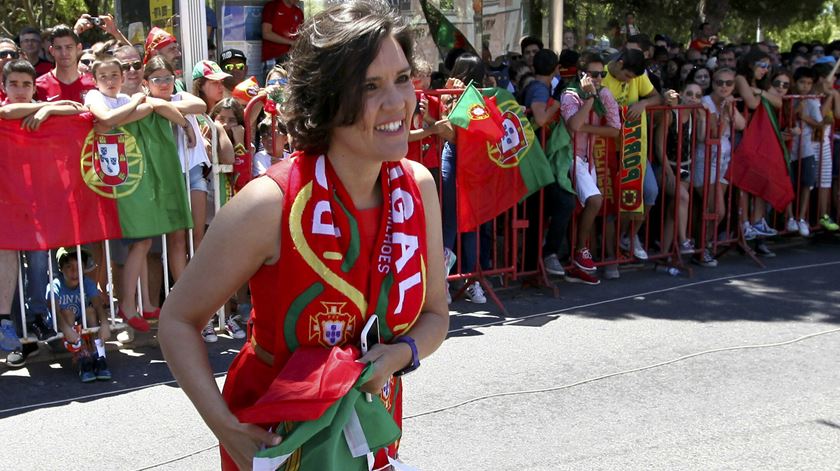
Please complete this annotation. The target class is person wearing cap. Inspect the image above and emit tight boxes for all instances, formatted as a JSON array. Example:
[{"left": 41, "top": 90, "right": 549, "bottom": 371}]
[
  {"left": 144, "top": 27, "right": 184, "bottom": 91},
  {"left": 219, "top": 48, "right": 248, "bottom": 90},
  {"left": 50, "top": 247, "right": 112, "bottom": 382},
  {"left": 261, "top": 0, "right": 304, "bottom": 65}
]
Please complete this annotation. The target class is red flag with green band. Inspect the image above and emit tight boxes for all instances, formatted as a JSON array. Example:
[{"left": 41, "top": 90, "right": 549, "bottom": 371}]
[
  {"left": 448, "top": 83, "right": 504, "bottom": 141},
  {"left": 725, "top": 98, "right": 794, "bottom": 212},
  {"left": 419, "top": 0, "right": 477, "bottom": 59},
  {"left": 0, "top": 113, "right": 192, "bottom": 250},
  {"left": 455, "top": 88, "right": 554, "bottom": 232}
]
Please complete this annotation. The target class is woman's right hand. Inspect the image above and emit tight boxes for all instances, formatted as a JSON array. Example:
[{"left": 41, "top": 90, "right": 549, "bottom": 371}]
[{"left": 216, "top": 419, "right": 283, "bottom": 471}]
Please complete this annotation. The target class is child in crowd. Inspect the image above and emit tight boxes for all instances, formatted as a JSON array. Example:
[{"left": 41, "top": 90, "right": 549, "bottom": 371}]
[
  {"left": 812, "top": 62, "right": 840, "bottom": 231},
  {"left": 210, "top": 97, "right": 250, "bottom": 194},
  {"left": 693, "top": 67, "right": 746, "bottom": 267},
  {"left": 85, "top": 56, "right": 188, "bottom": 331},
  {"left": 786, "top": 67, "right": 822, "bottom": 236},
  {"left": 50, "top": 247, "right": 111, "bottom": 382},
  {"left": 560, "top": 53, "right": 622, "bottom": 285},
  {"left": 143, "top": 55, "right": 210, "bottom": 281},
  {"left": 252, "top": 117, "right": 289, "bottom": 176}
]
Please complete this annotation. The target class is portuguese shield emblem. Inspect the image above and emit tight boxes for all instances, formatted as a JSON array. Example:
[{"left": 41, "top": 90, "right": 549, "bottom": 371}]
[
  {"left": 80, "top": 129, "right": 144, "bottom": 198},
  {"left": 309, "top": 301, "right": 355, "bottom": 348},
  {"left": 93, "top": 133, "right": 128, "bottom": 186}
]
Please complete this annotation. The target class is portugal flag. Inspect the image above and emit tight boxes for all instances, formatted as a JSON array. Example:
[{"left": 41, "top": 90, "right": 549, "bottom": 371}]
[
  {"left": 454, "top": 87, "right": 554, "bottom": 232},
  {"left": 726, "top": 98, "right": 794, "bottom": 212},
  {"left": 0, "top": 114, "right": 192, "bottom": 250},
  {"left": 419, "top": 0, "right": 477, "bottom": 60}
]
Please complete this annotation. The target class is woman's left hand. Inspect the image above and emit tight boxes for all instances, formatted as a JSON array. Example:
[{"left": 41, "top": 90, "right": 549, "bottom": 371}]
[{"left": 357, "top": 343, "right": 411, "bottom": 395}]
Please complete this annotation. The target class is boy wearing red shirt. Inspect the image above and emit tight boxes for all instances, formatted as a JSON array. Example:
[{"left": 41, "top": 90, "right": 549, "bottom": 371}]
[{"left": 35, "top": 25, "right": 94, "bottom": 103}]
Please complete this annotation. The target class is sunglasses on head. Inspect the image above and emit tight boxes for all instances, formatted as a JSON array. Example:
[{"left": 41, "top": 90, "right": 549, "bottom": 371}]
[
  {"left": 585, "top": 71, "right": 608, "bottom": 78},
  {"left": 223, "top": 63, "right": 246, "bottom": 71},
  {"left": 0, "top": 50, "right": 19, "bottom": 59},
  {"left": 754, "top": 61, "right": 769, "bottom": 69},
  {"left": 120, "top": 61, "right": 142, "bottom": 71},
  {"left": 714, "top": 79, "right": 734, "bottom": 87},
  {"left": 79, "top": 58, "right": 94, "bottom": 66},
  {"left": 772, "top": 79, "right": 790, "bottom": 89}
]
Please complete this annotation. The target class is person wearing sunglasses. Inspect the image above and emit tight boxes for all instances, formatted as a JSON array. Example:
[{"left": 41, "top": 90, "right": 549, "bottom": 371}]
[
  {"left": 77, "top": 50, "right": 95, "bottom": 76},
  {"left": 0, "top": 38, "right": 20, "bottom": 102},
  {"left": 220, "top": 48, "right": 248, "bottom": 90},
  {"left": 113, "top": 45, "right": 144, "bottom": 95},
  {"left": 35, "top": 25, "right": 95, "bottom": 104}
]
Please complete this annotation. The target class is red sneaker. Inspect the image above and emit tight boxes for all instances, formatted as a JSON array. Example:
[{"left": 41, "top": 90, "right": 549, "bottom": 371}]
[
  {"left": 142, "top": 307, "right": 160, "bottom": 320},
  {"left": 574, "top": 248, "right": 596, "bottom": 272},
  {"left": 118, "top": 307, "right": 150, "bottom": 333},
  {"left": 565, "top": 267, "right": 601, "bottom": 285}
]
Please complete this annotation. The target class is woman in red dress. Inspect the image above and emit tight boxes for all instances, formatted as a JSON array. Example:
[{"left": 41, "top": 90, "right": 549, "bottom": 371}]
[{"left": 158, "top": 1, "right": 449, "bottom": 470}]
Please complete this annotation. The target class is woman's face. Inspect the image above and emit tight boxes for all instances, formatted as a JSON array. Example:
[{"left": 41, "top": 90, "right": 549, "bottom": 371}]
[
  {"left": 752, "top": 58, "right": 770, "bottom": 80},
  {"left": 771, "top": 74, "right": 791, "bottom": 96},
  {"left": 78, "top": 53, "right": 95, "bottom": 75},
  {"left": 146, "top": 68, "right": 175, "bottom": 99},
  {"left": 680, "top": 63, "right": 694, "bottom": 81},
  {"left": 214, "top": 108, "right": 239, "bottom": 130},
  {"left": 711, "top": 71, "right": 735, "bottom": 98},
  {"left": 681, "top": 83, "right": 703, "bottom": 105},
  {"left": 330, "top": 35, "right": 415, "bottom": 163},
  {"left": 201, "top": 79, "right": 225, "bottom": 106},
  {"left": 692, "top": 68, "right": 710, "bottom": 89}
]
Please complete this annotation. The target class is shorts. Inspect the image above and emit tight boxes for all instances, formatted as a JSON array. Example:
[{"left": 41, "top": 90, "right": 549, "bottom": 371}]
[
  {"left": 574, "top": 156, "right": 600, "bottom": 205},
  {"left": 693, "top": 146, "right": 730, "bottom": 187},
  {"left": 790, "top": 156, "right": 817, "bottom": 190},
  {"left": 816, "top": 131, "right": 832, "bottom": 188},
  {"left": 187, "top": 165, "right": 209, "bottom": 193}
]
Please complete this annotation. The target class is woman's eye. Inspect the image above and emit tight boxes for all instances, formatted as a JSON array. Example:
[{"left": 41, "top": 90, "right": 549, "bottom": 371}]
[
  {"left": 396, "top": 74, "right": 410, "bottom": 84},
  {"left": 364, "top": 83, "right": 377, "bottom": 91}
]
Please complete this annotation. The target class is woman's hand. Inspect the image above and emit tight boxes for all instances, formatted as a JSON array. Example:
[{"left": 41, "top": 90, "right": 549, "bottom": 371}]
[
  {"left": 664, "top": 89, "right": 679, "bottom": 107},
  {"left": 357, "top": 343, "right": 411, "bottom": 395},
  {"left": 216, "top": 419, "right": 283, "bottom": 471}
]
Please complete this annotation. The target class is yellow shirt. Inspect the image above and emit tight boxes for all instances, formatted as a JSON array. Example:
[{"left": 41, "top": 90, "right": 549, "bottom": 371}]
[{"left": 602, "top": 69, "right": 655, "bottom": 106}]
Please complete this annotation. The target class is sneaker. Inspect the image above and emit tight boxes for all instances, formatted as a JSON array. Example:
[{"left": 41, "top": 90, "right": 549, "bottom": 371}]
[
  {"left": 573, "top": 248, "right": 596, "bottom": 272},
  {"left": 819, "top": 215, "right": 839, "bottom": 231},
  {"left": 797, "top": 219, "right": 810, "bottom": 237},
  {"left": 752, "top": 218, "right": 778, "bottom": 237},
  {"left": 0, "top": 320, "right": 22, "bottom": 352},
  {"left": 79, "top": 356, "right": 96, "bottom": 383},
  {"left": 543, "top": 253, "right": 565, "bottom": 276},
  {"left": 117, "top": 327, "right": 135, "bottom": 344},
  {"left": 603, "top": 264, "right": 620, "bottom": 280},
  {"left": 5, "top": 342, "right": 39, "bottom": 368},
  {"left": 225, "top": 318, "right": 246, "bottom": 339},
  {"left": 620, "top": 235, "right": 649, "bottom": 260},
  {"left": 755, "top": 242, "right": 776, "bottom": 258},
  {"left": 786, "top": 218, "right": 798, "bottom": 232},
  {"left": 201, "top": 323, "right": 218, "bottom": 343},
  {"left": 692, "top": 248, "right": 718, "bottom": 268},
  {"left": 28, "top": 316, "right": 58, "bottom": 341},
  {"left": 742, "top": 222, "right": 758, "bottom": 241},
  {"left": 443, "top": 247, "right": 457, "bottom": 277},
  {"left": 565, "top": 267, "right": 601, "bottom": 285},
  {"left": 679, "top": 239, "right": 696, "bottom": 254},
  {"left": 93, "top": 355, "right": 112, "bottom": 381},
  {"left": 465, "top": 281, "right": 487, "bottom": 304}
]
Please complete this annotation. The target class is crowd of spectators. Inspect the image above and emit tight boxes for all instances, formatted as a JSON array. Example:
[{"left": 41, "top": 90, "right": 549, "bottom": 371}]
[{"left": 0, "top": 6, "right": 839, "bottom": 383}]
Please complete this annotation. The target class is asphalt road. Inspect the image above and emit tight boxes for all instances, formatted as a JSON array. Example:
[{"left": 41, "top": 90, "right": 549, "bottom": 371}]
[{"left": 3, "top": 239, "right": 840, "bottom": 470}]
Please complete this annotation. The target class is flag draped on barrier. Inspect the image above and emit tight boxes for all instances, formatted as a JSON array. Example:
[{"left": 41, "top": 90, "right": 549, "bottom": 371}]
[
  {"left": 453, "top": 87, "right": 554, "bottom": 232},
  {"left": 618, "top": 109, "right": 646, "bottom": 214},
  {"left": 726, "top": 98, "right": 794, "bottom": 212},
  {"left": 0, "top": 113, "right": 192, "bottom": 250}
]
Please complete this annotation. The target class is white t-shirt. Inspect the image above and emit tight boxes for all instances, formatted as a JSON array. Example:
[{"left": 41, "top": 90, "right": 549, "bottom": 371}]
[
  {"left": 171, "top": 92, "right": 211, "bottom": 171},
  {"left": 84, "top": 89, "right": 131, "bottom": 110},
  {"left": 252, "top": 148, "right": 291, "bottom": 177}
]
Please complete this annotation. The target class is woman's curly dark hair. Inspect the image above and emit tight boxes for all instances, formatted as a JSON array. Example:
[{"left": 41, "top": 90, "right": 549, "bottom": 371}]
[{"left": 282, "top": 0, "right": 413, "bottom": 155}]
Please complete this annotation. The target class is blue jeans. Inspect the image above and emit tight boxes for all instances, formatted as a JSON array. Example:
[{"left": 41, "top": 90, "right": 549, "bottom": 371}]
[{"left": 441, "top": 142, "right": 478, "bottom": 273}]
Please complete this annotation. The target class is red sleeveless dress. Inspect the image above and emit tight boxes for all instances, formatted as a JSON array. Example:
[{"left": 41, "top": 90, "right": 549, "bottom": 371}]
[{"left": 221, "top": 154, "right": 427, "bottom": 470}]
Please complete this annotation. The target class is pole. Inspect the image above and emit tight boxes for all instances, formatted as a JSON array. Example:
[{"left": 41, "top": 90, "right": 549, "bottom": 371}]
[
  {"left": 550, "top": 0, "right": 563, "bottom": 52},
  {"left": 178, "top": 0, "right": 208, "bottom": 93}
]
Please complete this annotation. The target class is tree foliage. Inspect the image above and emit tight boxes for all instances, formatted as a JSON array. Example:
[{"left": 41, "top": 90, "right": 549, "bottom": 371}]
[{"left": 0, "top": 0, "right": 111, "bottom": 38}]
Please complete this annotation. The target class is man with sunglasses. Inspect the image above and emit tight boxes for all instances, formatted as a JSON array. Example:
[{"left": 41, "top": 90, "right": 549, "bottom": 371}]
[
  {"left": 219, "top": 48, "right": 248, "bottom": 89},
  {"left": 0, "top": 38, "right": 21, "bottom": 102},
  {"left": 114, "top": 45, "right": 144, "bottom": 95},
  {"left": 34, "top": 25, "right": 94, "bottom": 103},
  {"left": 18, "top": 27, "right": 52, "bottom": 77}
]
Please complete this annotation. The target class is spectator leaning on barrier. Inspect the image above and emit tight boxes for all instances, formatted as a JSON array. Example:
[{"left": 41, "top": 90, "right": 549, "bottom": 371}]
[
  {"left": 17, "top": 26, "right": 52, "bottom": 76},
  {"left": 812, "top": 60, "right": 840, "bottom": 231},
  {"left": 561, "top": 53, "right": 622, "bottom": 285},
  {"left": 786, "top": 66, "right": 821, "bottom": 236},
  {"left": 35, "top": 25, "right": 95, "bottom": 103}
]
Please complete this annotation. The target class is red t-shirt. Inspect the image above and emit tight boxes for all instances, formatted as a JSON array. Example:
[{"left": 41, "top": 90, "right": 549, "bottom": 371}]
[
  {"left": 35, "top": 70, "right": 95, "bottom": 103},
  {"left": 689, "top": 38, "right": 712, "bottom": 52},
  {"left": 406, "top": 92, "right": 441, "bottom": 169},
  {"left": 261, "top": 0, "right": 304, "bottom": 61},
  {"left": 33, "top": 60, "right": 53, "bottom": 77}
]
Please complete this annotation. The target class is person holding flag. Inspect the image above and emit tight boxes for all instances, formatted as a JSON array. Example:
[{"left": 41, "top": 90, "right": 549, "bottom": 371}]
[{"left": 158, "top": 1, "right": 449, "bottom": 469}]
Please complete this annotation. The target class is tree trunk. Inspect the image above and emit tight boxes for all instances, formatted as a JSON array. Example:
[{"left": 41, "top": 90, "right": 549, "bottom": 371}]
[{"left": 700, "top": 0, "right": 729, "bottom": 35}]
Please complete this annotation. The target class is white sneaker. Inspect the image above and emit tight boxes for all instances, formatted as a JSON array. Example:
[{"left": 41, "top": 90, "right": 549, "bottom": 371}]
[
  {"left": 679, "top": 239, "right": 696, "bottom": 254},
  {"left": 742, "top": 222, "right": 758, "bottom": 241},
  {"left": 465, "top": 281, "right": 487, "bottom": 304},
  {"left": 201, "top": 323, "right": 218, "bottom": 343},
  {"left": 798, "top": 219, "right": 810, "bottom": 237},
  {"left": 631, "top": 235, "right": 648, "bottom": 260},
  {"left": 603, "top": 264, "right": 620, "bottom": 280},
  {"left": 116, "top": 327, "right": 135, "bottom": 344},
  {"left": 443, "top": 247, "right": 457, "bottom": 277},
  {"left": 225, "top": 318, "right": 246, "bottom": 339},
  {"left": 752, "top": 218, "right": 778, "bottom": 237},
  {"left": 543, "top": 253, "right": 565, "bottom": 276},
  {"left": 786, "top": 218, "right": 798, "bottom": 233}
]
